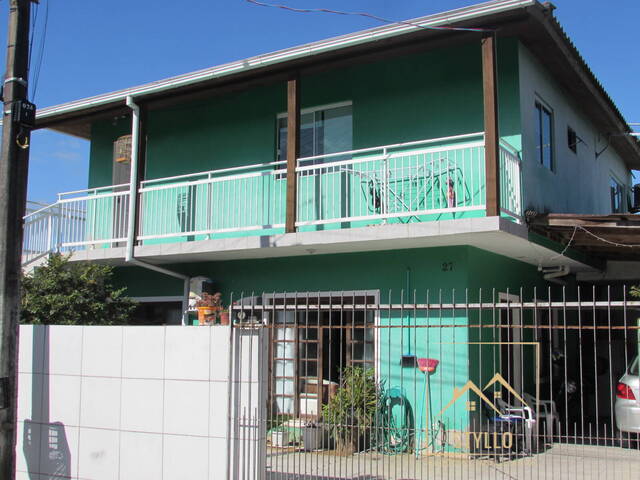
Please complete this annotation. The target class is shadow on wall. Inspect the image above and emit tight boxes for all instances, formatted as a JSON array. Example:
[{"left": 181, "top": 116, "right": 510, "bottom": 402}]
[
  {"left": 23, "top": 420, "right": 70, "bottom": 479},
  {"left": 22, "top": 325, "right": 72, "bottom": 479}
]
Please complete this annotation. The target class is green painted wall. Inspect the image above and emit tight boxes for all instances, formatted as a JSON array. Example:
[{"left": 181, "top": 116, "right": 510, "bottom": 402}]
[
  {"left": 113, "top": 266, "right": 185, "bottom": 297},
  {"left": 88, "top": 40, "right": 522, "bottom": 183},
  {"left": 145, "top": 83, "right": 286, "bottom": 180},
  {"left": 300, "top": 39, "right": 520, "bottom": 150},
  {"left": 112, "top": 244, "right": 545, "bottom": 447},
  {"left": 466, "top": 247, "right": 553, "bottom": 414},
  {"left": 86, "top": 39, "right": 523, "bottom": 241},
  {"left": 89, "top": 117, "right": 131, "bottom": 188}
]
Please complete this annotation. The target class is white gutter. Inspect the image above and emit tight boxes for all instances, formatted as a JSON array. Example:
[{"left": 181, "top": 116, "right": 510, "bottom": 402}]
[
  {"left": 542, "top": 265, "right": 571, "bottom": 284},
  {"left": 125, "top": 96, "right": 191, "bottom": 324},
  {"left": 125, "top": 95, "right": 141, "bottom": 262},
  {"left": 34, "top": 0, "right": 535, "bottom": 123}
]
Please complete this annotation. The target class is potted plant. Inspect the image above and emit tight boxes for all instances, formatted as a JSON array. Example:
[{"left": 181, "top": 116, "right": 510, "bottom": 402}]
[
  {"left": 195, "top": 292, "right": 222, "bottom": 325},
  {"left": 302, "top": 420, "right": 326, "bottom": 452},
  {"left": 219, "top": 307, "right": 230, "bottom": 325},
  {"left": 322, "top": 366, "right": 379, "bottom": 455},
  {"left": 269, "top": 426, "right": 290, "bottom": 448}
]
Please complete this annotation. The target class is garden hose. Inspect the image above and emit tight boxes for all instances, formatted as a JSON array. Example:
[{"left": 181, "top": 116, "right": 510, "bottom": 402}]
[{"left": 377, "top": 387, "right": 413, "bottom": 454}]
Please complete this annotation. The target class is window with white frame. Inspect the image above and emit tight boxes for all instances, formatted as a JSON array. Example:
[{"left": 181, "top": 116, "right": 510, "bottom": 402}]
[
  {"left": 610, "top": 176, "right": 625, "bottom": 213},
  {"left": 534, "top": 100, "right": 554, "bottom": 170},
  {"left": 277, "top": 102, "right": 352, "bottom": 165}
]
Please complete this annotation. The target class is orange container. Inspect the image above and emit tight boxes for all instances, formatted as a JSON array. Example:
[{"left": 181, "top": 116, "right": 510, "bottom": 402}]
[{"left": 197, "top": 306, "right": 217, "bottom": 325}]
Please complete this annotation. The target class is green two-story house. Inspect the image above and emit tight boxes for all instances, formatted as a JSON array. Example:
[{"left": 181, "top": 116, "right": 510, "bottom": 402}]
[{"left": 22, "top": 0, "right": 640, "bottom": 447}]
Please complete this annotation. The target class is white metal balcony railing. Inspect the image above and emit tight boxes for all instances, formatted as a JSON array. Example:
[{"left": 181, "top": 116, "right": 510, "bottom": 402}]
[
  {"left": 295, "top": 134, "right": 489, "bottom": 227},
  {"left": 22, "top": 134, "right": 522, "bottom": 264},
  {"left": 137, "top": 162, "right": 287, "bottom": 241},
  {"left": 22, "top": 185, "right": 130, "bottom": 265},
  {"left": 499, "top": 143, "right": 522, "bottom": 219}
]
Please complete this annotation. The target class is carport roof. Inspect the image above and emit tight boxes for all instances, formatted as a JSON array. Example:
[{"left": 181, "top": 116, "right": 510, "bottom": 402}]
[{"left": 529, "top": 214, "right": 640, "bottom": 261}]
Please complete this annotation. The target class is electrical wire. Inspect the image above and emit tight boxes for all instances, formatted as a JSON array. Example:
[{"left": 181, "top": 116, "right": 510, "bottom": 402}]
[
  {"left": 31, "top": 0, "right": 49, "bottom": 101},
  {"left": 549, "top": 223, "right": 640, "bottom": 264},
  {"left": 549, "top": 225, "right": 579, "bottom": 260},
  {"left": 245, "top": 0, "right": 495, "bottom": 33},
  {"left": 27, "top": 0, "right": 38, "bottom": 88},
  {"left": 576, "top": 225, "right": 640, "bottom": 248}
]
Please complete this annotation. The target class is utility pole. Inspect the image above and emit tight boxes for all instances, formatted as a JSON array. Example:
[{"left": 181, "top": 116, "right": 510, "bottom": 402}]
[{"left": 0, "top": 1, "right": 35, "bottom": 479}]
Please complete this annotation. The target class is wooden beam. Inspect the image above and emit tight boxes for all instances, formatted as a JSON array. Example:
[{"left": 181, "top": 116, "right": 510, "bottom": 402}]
[
  {"left": 482, "top": 34, "right": 500, "bottom": 217},
  {"left": 285, "top": 76, "right": 300, "bottom": 233}
]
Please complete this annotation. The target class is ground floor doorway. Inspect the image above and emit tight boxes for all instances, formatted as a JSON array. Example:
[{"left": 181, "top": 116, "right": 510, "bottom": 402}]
[{"left": 267, "top": 291, "right": 377, "bottom": 419}]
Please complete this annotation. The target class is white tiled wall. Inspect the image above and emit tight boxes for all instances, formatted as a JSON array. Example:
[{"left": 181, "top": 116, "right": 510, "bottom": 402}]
[{"left": 16, "top": 325, "right": 266, "bottom": 480}]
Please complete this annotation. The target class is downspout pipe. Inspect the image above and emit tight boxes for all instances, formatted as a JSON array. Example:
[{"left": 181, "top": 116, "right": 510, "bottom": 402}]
[
  {"left": 125, "top": 96, "right": 190, "bottom": 324},
  {"left": 541, "top": 265, "right": 571, "bottom": 285}
]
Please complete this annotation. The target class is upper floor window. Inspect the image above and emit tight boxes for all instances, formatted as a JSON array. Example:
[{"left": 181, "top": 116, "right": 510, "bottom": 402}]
[
  {"left": 534, "top": 100, "right": 554, "bottom": 170},
  {"left": 567, "top": 126, "right": 577, "bottom": 154},
  {"left": 277, "top": 102, "right": 352, "bottom": 164},
  {"left": 610, "top": 177, "right": 625, "bottom": 213}
]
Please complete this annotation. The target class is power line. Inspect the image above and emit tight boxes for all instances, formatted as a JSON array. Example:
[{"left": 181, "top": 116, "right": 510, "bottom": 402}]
[
  {"left": 31, "top": 0, "right": 49, "bottom": 101},
  {"left": 244, "top": 0, "right": 495, "bottom": 33},
  {"left": 27, "top": 0, "right": 38, "bottom": 82}
]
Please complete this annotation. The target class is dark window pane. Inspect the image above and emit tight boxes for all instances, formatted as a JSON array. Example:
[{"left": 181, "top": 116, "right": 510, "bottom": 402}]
[
  {"left": 542, "top": 108, "right": 553, "bottom": 170},
  {"left": 535, "top": 104, "right": 543, "bottom": 164},
  {"left": 611, "top": 178, "right": 623, "bottom": 213},
  {"left": 277, "top": 117, "right": 288, "bottom": 161},
  {"left": 299, "top": 328, "right": 318, "bottom": 341},
  {"left": 352, "top": 343, "right": 364, "bottom": 360},
  {"left": 276, "top": 105, "right": 352, "bottom": 165},
  {"left": 568, "top": 127, "right": 577, "bottom": 153},
  {"left": 299, "top": 361, "right": 317, "bottom": 377},
  {"left": 299, "top": 112, "right": 315, "bottom": 158},
  {"left": 319, "top": 105, "right": 352, "bottom": 158},
  {"left": 299, "top": 342, "right": 318, "bottom": 359}
]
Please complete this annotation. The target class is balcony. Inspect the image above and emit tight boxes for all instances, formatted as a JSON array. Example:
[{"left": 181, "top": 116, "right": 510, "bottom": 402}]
[{"left": 22, "top": 133, "right": 522, "bottom": 266}]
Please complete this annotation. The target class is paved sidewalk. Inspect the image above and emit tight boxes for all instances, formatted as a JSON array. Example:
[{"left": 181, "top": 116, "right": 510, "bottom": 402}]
[{"left": 266, "top": 444, "right": 640, "bottom": 479}]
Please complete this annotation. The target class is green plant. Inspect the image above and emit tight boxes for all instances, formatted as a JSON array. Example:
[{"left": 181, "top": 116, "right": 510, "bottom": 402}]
[
  {"left": 321, "top": 366, "right": 380, "bottom": 455},
  {"left": 21, "top": 253, "right": 137, "bottom": 325},
  {"left": 195, "top": 292, "right": 222, "bottom": 308},
  {"left": 630, "top": 286, "right": 640, "bottom": 299}
]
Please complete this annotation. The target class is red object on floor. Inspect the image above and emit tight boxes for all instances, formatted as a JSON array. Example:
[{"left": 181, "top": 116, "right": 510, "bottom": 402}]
[{"left": 418, "top": 358, "right": 439, "bottom": 373}]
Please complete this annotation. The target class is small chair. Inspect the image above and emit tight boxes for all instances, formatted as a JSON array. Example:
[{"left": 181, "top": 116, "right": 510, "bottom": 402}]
[
  {"left": 494, "top": 397, "right": 536, "bottom": 455},
  {"left": 523, "top": 392, "right": 559, "bottom": 442}
]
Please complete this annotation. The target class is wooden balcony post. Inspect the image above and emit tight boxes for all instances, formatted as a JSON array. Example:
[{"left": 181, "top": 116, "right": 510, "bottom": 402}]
[
  {"left": 285, "top": 75, "right": 300, "bottom": 233},
  {"left": 482, "top": 33, "right": 500, "bottom": 217}
]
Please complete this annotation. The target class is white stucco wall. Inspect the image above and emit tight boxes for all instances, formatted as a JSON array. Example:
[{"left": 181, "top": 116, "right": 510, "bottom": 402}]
[
  {"left": 518, "top": 43, "right": 632, "bottom": 215},
  {"left": 16, "top": 325, "right": 266, "bottom": 480}
]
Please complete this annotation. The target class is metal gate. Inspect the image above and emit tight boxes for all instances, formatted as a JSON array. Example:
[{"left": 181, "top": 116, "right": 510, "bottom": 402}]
[{"left": 228, "top": 287, "right": 640, "bottom": 479}]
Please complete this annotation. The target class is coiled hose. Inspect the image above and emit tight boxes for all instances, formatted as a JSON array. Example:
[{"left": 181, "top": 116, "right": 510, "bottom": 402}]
[{"left": 376, "top": 387, "right": 414, "bottom": 454}]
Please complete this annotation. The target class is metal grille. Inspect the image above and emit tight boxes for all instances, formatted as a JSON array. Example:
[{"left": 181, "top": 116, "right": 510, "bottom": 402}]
[{"left": 227, "top": 287, "right": 640, "bottom": 479}]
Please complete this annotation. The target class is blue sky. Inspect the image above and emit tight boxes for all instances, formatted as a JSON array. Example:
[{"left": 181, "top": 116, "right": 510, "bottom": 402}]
[{"left": 0, "top": 0, "right": 638, "bottom": 202}]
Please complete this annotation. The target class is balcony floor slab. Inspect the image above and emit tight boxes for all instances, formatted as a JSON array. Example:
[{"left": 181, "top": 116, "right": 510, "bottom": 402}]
[{"left": 67, "top": 217, "right": 596, "bottom": 273}]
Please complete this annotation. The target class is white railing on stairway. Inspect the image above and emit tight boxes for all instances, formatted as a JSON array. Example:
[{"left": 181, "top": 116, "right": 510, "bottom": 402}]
[
  {"left": 22, "top": 185, "right": 130, "bottom": 266},
  {"left": 22, "top": 134, "right": 523, "bottom": 264}
]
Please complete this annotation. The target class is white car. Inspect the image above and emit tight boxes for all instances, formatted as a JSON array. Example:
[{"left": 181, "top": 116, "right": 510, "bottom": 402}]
[{"left": 615, "top": 355, "right": 640, "bottom": 435}]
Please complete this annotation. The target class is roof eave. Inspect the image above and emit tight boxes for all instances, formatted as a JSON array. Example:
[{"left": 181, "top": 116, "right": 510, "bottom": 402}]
[{"left": 33, "top": 0, "right": 536, "bottom": 136}]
